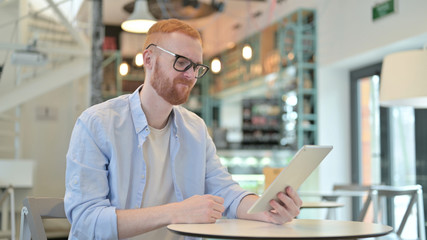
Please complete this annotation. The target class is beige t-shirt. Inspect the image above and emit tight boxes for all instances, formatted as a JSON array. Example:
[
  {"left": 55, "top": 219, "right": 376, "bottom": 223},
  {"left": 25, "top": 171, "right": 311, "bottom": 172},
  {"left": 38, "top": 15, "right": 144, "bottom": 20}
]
[{"left": 131, "top": 118, "right": 181, "bottom": 240}]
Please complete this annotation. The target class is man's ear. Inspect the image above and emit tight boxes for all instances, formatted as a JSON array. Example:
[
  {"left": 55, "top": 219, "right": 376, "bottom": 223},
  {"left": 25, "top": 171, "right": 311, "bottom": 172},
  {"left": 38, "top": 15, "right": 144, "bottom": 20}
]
[{"left": 143, "top": 49, "right": 154, "bottom": 70}]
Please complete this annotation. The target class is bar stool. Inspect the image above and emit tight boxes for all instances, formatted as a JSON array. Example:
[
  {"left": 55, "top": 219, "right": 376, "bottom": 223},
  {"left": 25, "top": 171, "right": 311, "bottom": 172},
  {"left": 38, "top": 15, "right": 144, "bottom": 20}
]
[{"left": 359, "top": 185, "right": 426, "bottom": 240}]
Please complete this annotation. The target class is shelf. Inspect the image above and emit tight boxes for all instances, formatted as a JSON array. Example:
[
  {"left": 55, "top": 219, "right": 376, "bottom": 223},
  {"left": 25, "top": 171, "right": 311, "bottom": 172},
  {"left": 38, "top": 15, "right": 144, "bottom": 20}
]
[
  {"left": 212, "top": 72, "right": 279, "bottom": 100},
  {"left": 202, "top": 8, "right": 318, "bottom": 151},
  {"left": 301, "top": 113, "right": 317, "bottom": 121},
  {"left": 302, "top": 125, "right": 317, "bottom": 132},
  {"left": 300, "top": 88, "right": 316, "bottom": 95},
  {"left": 242, "top": 125, "right": 281, "bottom": 131}
]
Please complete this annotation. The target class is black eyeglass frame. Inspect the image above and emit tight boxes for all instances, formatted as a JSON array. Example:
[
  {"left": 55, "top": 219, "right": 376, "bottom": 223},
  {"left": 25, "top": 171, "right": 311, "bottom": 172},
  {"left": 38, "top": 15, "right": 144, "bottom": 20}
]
[{"left": 146, "top": 43, "right": 210, "bottom": 79}]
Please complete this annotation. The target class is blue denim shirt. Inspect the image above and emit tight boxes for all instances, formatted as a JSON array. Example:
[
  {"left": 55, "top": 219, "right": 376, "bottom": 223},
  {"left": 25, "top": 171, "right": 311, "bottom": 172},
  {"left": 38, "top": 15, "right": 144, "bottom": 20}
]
[{"left": 64, "top": 86, "right": 251, "bottom": 239}]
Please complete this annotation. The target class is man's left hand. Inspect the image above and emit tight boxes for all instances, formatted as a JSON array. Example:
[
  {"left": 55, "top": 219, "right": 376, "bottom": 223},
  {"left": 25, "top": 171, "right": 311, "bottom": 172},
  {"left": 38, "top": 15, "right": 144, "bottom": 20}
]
[
  {"left": 263, "top": 186, "right": 302, "bottom": 224},
  {"left": 237, "top": 186, "right": 303, "bottom": 224}
]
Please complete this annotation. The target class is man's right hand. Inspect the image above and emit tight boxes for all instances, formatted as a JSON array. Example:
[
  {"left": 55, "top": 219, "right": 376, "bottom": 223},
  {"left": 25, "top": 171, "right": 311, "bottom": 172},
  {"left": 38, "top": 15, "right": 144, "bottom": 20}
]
[
  {"left": 116, "top": 194, "right": 225, "bottom": 238},
  {"left": 170, "top": 194, "right": 225, "bottom": 223}
]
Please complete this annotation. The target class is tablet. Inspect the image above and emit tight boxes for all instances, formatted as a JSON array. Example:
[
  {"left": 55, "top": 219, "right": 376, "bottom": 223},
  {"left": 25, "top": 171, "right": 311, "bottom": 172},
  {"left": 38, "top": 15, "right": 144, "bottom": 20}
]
[{"left": 247, "top": 145, "right": 333, "bottom": 214}]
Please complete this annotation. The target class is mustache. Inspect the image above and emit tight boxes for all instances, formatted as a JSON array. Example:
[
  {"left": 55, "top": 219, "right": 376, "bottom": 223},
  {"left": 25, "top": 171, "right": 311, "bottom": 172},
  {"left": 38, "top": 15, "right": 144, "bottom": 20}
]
[{"left": 174, "top": 78, "right": 192, "bottom": 86}]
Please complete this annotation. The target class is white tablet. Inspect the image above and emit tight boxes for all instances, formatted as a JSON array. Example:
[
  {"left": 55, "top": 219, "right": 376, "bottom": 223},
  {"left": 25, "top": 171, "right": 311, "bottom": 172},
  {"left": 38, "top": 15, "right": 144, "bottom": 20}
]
[{"left": 247, "top": 145, "right": 333, "bottom": 214}]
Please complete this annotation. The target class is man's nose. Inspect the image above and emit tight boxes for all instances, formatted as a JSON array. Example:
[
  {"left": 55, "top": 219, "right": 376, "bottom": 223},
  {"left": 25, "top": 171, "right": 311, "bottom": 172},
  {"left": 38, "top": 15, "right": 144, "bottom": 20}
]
[{"left": 183, "top": 65, "right": 196, "bottom": 79}]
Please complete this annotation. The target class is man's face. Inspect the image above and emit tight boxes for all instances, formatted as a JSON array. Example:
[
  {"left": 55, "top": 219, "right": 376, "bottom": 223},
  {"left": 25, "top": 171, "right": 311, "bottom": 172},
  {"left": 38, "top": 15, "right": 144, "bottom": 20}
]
[
  {"left": 151, "top": 60, "right": 194, "bottom": 105},
  {"left": 149, "top": 32, "right": 203, "bottom": 105}
]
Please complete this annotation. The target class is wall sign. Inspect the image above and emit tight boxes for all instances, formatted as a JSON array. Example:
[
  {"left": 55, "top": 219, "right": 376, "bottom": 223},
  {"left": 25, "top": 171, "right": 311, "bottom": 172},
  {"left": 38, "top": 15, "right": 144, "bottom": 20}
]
[{"left": 372, "top": 0, "right": 396, "bottom": 21}]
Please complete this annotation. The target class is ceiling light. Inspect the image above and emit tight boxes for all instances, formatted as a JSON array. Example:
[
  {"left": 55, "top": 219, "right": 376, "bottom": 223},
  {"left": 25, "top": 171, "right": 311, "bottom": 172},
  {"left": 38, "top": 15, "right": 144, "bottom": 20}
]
[
  {"left": 121, "top": 0, "right": 156, "bottom": 34},
  {"left": 135, "top": 52, "right": 144, "bottom": 67},
  {"left": 242, "top": 44, "right": 252, "bottom": 61},
  {"left": 380, "top": 48, "right": 427, "bottom": 108},
  {"left": 211, "top": 58, "right": 221, "bottom": 74},
  {"left": 119, "top": 62, "right": 129, "bottom": 76}
]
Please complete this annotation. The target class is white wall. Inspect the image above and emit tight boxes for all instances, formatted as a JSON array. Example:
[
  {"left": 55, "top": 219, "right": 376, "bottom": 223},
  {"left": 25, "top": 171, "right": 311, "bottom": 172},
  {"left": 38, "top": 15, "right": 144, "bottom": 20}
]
[
  {"left": 317, "top": 0, "right": 427, "bottom": 67},
  {"left": 0, "top": 0, "right": 89, "bottom": 206},
  {"left": 316, "top": 0, "right": 427, "bottom": 192},
  {"left": 21, "top": 77, "right": 88, "bottom": 197},
  {"left": 317, "top": 67, "right": 351, "bottom": 190}
]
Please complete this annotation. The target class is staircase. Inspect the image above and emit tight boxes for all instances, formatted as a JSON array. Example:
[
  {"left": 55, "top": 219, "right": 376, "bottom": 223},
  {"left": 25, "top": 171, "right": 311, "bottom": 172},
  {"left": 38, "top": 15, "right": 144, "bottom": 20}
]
[
  {"left": 0, "top": 0, "right": 90, "bottom": 158},
  {"left": 0, "top": 1, "right": 90, "bottom": 238},
  {"left": 0, "top": 0, "right": 90, "bottom": 115}
]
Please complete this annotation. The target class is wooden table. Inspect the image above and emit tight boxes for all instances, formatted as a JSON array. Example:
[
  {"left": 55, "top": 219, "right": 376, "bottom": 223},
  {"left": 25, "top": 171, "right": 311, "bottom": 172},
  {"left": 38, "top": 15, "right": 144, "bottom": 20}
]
[{"left": 167, "top": 218, "right": 393, "bottom": 239}]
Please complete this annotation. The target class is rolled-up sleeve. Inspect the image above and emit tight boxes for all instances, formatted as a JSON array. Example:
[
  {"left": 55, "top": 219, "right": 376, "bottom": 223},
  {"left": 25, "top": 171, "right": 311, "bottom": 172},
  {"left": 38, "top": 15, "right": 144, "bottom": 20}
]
[
  {"left": 65, "top": 113, "right": 118, "bottom": 239},
  {"left": 203, "top": 125, "right": 253, "bottom": 219}
]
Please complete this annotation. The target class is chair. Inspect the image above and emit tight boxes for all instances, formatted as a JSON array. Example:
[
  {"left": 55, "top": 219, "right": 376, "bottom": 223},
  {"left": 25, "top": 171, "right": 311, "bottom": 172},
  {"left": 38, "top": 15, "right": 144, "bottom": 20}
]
[
  {"left": 359, "top": 185, "right": 426, "bottom": 240},
  {"left": 331, "top": 184, "right": 371, "bottom": 221},
  {"left": 322, "top": 184, "right": 370, "bottom": 220},
  {"left": 333, "top": 184, "right": 371, "bottom": 192},
  {"left": 0, "top": 160, "right": 34, "bottom": 240},
  {"left": 0, "top": 186, "right": 15, "bottom": 240},
  {"left": 263, "top": 167, "right": 284, "bottom": 190},
  {"left": 19, "top": 197, "right": 67, "bottom": 240}
]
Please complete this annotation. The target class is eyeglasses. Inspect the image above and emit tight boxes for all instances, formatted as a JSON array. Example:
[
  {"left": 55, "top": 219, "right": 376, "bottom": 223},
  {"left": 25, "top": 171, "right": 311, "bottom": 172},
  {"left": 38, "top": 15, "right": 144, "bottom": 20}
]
[{"left": 146, "top": 43, "right": 209, "bottom": 79}]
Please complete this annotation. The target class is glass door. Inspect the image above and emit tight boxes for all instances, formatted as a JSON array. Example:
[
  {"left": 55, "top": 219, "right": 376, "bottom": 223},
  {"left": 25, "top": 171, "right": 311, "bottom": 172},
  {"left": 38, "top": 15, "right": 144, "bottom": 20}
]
[
  {"left": 358, "top": 74, "right": 381, "bottom": 186},
  {"left": 350, "top": 63, "right": 418, "bottom": 238}
]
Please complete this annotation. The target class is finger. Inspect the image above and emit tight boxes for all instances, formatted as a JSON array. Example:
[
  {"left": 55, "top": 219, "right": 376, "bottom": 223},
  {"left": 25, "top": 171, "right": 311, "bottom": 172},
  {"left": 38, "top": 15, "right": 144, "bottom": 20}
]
[
  {"left": 212, "top": 202, "right": 225, "bottom": 213},
  {"left": 209, "top": 216, "right": 218, "bottom": 223},
  {"left": 277, "top": 192, "right": 300, "bottom": 216},
  {"left": 211, "top": 209, "right": 223, "bottom": 219},
  {"left": 277, "top": 191, "right": 296, "bottom": 209},
  {"left": 270, "top": 199, "right": 293, "bottom": 220},
  {"left": 286, "top": 187, "right": 303, "bottom": 207},
  {"left": 265, "top": 206, "right": 291, "bottom": 224},
  {"left": 206, "top": 194, "right": 225, "bottom": 204},
  {"left": 205, "top": 195, "right": 225, "bottom": 212},
  {"left": 204, "top": 196, "right": 225, "bottom": 213}
]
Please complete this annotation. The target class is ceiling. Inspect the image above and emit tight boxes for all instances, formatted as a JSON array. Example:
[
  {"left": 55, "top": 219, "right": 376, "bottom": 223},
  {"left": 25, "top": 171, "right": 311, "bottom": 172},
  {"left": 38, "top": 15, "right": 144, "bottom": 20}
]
[{"left": 102, "top": 0, "right": 313, "bottom": 58}]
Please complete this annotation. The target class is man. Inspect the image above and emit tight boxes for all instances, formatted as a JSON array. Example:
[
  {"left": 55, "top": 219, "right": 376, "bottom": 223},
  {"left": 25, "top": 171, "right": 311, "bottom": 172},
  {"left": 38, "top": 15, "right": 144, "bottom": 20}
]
[{"left": 65, "top": 19, "right": 302, "bottom": 239}]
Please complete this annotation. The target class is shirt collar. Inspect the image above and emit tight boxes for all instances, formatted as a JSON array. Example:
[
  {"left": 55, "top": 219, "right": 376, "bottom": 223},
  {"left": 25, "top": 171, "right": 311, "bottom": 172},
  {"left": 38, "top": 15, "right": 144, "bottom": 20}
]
[
  {"left": 129, "top": 84, "right": 178, "bottom": 135},
  {"left": 129, "top": 85, "right": 148, "bottom": 134}
]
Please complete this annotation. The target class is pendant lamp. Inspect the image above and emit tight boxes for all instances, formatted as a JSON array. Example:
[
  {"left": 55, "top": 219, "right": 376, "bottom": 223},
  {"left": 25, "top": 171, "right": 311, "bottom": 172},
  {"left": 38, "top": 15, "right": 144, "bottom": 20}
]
[
  {"left": 380, "top": 47, "right": 427, "bottom": 108},
  {"left": 121, "top": 0, "right": 156, "bottom": 33}
]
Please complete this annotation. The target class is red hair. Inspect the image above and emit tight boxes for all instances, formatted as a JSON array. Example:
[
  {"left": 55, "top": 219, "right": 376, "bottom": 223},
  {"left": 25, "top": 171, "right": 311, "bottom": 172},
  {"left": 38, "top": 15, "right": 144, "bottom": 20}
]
[{"left": 143, "top": 19, "right": 202, "bottom": 49}]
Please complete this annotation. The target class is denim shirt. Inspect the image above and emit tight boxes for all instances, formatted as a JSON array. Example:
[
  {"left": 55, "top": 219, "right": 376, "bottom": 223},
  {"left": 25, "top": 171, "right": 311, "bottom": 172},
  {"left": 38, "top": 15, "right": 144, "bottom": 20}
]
[{"left": 64, "top": 86, "right": 251, "bottom": 239}]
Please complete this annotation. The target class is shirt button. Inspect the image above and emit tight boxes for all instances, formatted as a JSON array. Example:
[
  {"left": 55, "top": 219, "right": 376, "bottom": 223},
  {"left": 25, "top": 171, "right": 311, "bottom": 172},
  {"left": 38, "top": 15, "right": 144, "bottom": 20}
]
[
  {"left": 141, "top": 175, "right": 145, "bottom": 179},
  {"left": 135, "top": 205, "right": 139, "bottom": 208},
  {"left": 145, "top": 128, "right": 149, "bottom": 132}
]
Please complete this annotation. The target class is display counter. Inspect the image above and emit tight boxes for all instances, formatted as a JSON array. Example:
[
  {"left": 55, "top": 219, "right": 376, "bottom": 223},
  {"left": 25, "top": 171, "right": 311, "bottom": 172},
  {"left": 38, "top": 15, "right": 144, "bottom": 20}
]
[{"left": 217, "top": 149, "right": 294, "bottom": 194}]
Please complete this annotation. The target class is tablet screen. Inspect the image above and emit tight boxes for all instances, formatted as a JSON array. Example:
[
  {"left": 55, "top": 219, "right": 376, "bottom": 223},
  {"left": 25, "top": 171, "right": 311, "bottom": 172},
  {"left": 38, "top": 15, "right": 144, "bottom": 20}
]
[{"left": 247, "top": 145, "right": 333, "bottom": 214}]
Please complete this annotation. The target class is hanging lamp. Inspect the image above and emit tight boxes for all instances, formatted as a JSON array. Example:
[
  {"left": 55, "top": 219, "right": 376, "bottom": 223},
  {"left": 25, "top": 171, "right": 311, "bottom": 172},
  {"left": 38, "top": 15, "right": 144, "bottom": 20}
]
[
  {"left": 380, "top": 47, "right": 427, "bottom": 108},
  {"left": 121, "top": 0, "right": 156, "bottom": 33},
  {"left": 242, "top": 44, "right": 253, "bottom": 61}
]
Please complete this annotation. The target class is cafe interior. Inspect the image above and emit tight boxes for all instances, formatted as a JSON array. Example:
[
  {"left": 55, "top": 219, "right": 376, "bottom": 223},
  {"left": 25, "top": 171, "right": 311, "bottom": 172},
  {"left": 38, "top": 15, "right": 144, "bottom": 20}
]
[{"left": 0, "top": 0, "right": 427, "bottom": 239}]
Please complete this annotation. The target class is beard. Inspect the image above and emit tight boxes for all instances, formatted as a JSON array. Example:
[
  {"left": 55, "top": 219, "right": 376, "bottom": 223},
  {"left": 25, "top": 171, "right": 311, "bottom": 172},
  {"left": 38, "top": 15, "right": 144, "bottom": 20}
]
[{"left": 150, "top": 61, "right": 194, "bottom": 105}]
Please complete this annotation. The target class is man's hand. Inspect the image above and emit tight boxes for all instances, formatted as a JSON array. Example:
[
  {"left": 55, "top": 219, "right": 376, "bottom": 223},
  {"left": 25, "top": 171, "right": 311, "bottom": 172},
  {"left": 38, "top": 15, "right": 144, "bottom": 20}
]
[
  {"left": 170, "top": 194, "right": 225, "bottom": 224},
  {"left": 237, "top": 186, "right": 303, "bottom": 224},
  {"left": 116, "top": 194, "right": 224, "bottom": 238},
  {"left": 264, "top": 186, "right": 302, "bottom": 224}
]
